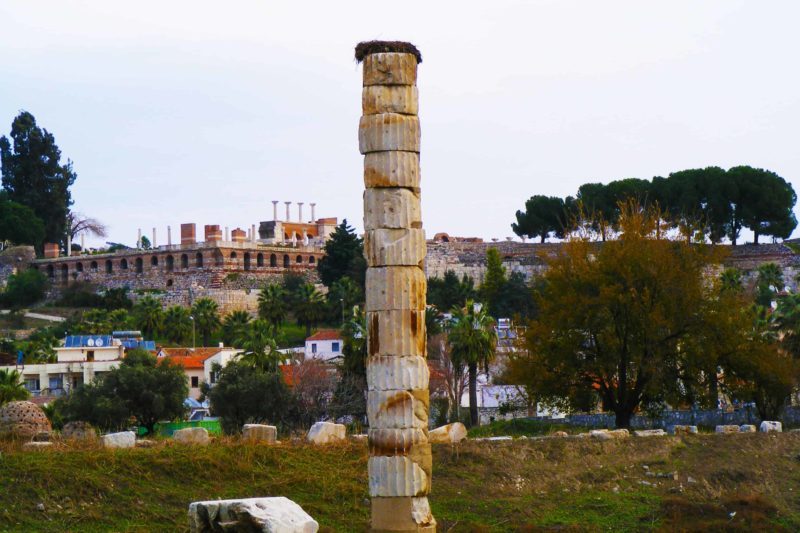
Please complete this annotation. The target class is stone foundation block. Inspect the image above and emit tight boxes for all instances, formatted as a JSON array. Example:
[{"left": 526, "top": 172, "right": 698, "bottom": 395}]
[
  {"left": 367, "top": 310, "right": 426, "bottom": 357},
  {"left": 715, "top": 425, "right": 740, "bottom": 434},
  {"left": 590, "top": 429, "right": 629, "bottom": 440},
  {"left": 364, "top": 229, "right": 426, "bottom": 267},
  {"left": 101, "top": 431, "right": 136, "bottom": 449},
  {"left": 367, "top": 355, "right": 429, "bottom": 391},
  {"left": 174, "top": 427, "right": 210, "bottom": 445},
  {"left": 22, "top": 441, "right": 53, "bottom": 451},
  {"left": 364, "top": 151, "right": 420, "bottom": 189},
  {"left": 364, "top": 188, "right": 421, "bottom": 230},
  {"left": 363, "top": 85, "right": 418, "bottom": 115},
  {"left": 760, "top": 421, "right": 782, "bottom": 432},
  {"left": 634, "top": 429, "right": 667, "bottom": 437},
  {"left": 306, "top": 421, "right": 346, "bottom": 445},
  {"left": 359, "top": 114, "right": 420, "bottom": 154},
  {"left": 739, "top": 424, "right": 756, "bottom": 433},
  {"left": 428, "top": 422, "right": 467, "bottom": 444},
  {"left": 368, "top": 456, "right": 429, "bottom": 497},
  {"left": 370, "top": 496, "right": 436, "bottom": 532},
  {"left": 188, "top": 496, "right": 318, "bottom": 533},
  {"left": 243, "top": 424, "right": 277, "bottom": 443},
  {"left": 670, "top": 425, "right": 698, "bottom": 435},
  {"left": 363, "top": 53, "right": 418, "bottom": 86},
  {"left": 368, "top": 389, "right": 429, "bottom": 430},
  {"left": 365, "top": 267, "right": 426, "bottom": 312}
]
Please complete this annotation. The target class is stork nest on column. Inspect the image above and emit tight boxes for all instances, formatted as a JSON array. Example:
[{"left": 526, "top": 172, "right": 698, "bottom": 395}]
[{"left": 355, "top": 40, "right": 422, "bottom": 63}]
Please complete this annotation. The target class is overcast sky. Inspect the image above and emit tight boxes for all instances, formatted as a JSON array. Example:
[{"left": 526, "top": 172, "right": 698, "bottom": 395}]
[{"left": 1, "top": 1, "right": 798, "bottom": 248}]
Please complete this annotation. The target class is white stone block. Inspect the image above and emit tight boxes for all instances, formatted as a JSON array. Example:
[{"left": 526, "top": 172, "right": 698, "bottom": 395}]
[
  {"left": 760, "top": 421, "right": 782, "bottom": 433},
  {"left": 364, "top": 229, "right": 426, "bottom": 267},
  {"left": 359, "top": 114, "right": 420, "bottom": 154},
  {"left": 243, "top": 424, "right": 277, "bottom": 443},
  {"left": 188, "top": 496, "right": 319, "bottom": 533},
  {"left": 368, "top": 456, "right": 429, "bottom": 497},
  {"left": 363, "top": 85, "right": 418, "bottom": 115},
  {"left": 739, "top": 424, "right": 756, "bottom": 433},
  {"left": 590, "top": 429, "right": 629, "bottom": 440},
  {"left": 367, "top": 355, "right": 429, "bottom": 391},
  {"left": 634, "top": 429, "right": 667, "bottom": 437},
  {"left": 174, "top": 427, "right": 210, "bottom": 445},
  {"left": 306, "top": 421, "right": 346, "bottom": 445},
  {"left": 362, "top": 53, "right": 417, "bottom": 86},
  {"left": 364, "top": 188, "right": 421, "bottom": 230},
  {"left": 364, "top": 151, "right": 420, "bottom": 189},
  {"left": 101, "top": 431, "right": 136, "bottom": 449},
  {"left": 365, "top": 267, "right": 426, "bottom": 312},
  {"left": 428, "top": 422, "right": 467, "bottom": 444},
  {"left": 367, "top": 389, "right": 429, "bottom": 430},
  {"left": 22, "top": 441, "right": 53, "bottom": 450}
]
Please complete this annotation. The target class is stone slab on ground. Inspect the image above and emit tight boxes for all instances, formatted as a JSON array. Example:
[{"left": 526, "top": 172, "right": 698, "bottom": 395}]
[
  {"left": 306, "top": 422, "right": 346, "bottom": 445},
  {"left": 174, "top": 427, "right": 210, "bottom": 445},
  {"left": 101, "top": 431, "right": 136, "bottom": 449},
  {"left": 670, "top": 425, "right": 698, "bottom": 435},
  {"left": 22, "top": 441, "right": 53, "bottom": 451},
  {"left": 428, "top": 422, "right": 467, "bottom": 444},
  {"left": 243, "top": 424, "right": 277, "bottom": 443},
  {"left": 61, "top": 421, "right": 97, "bottom": 441},
  {"left": 634, "top": 429, "right": 667, "bottom": 437},
  {"left": 590, "top": 429, "right": 629, "bottom": 441},
  {"left": 188, "top": 496, "right": 318, "bottom": 533},
  {"left": 715, "top": 425, "right": 740, "bottom": 434},
  {"left": 760, "top": 421, "right": 782, "bottom": 433},
  {"left": 739, "top": 425, "right": 757, "bottom": 433}
]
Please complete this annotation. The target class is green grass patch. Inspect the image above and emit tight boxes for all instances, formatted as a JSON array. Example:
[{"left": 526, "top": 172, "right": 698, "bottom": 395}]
[{"left": 467, "top": 417, "right": 574, "bottom": 438}]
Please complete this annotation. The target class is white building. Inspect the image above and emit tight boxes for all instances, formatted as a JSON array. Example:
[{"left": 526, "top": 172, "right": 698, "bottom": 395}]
[{"left": 304, "top": 330, "right": 343, "bottom": 362}]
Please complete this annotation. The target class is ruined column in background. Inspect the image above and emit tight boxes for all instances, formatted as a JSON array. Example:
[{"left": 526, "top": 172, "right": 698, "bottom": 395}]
[{"left": 357, "top": 41, "right": 435, "bottom": 533}]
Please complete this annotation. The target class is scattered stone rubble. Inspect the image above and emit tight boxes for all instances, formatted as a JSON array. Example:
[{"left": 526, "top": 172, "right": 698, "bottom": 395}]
[
  {"left": 306, "top": 422, "right": 345, "bottom": 445},
  {"left": 428, "top": 422, "right": 467, "bottom": 444},
  {"left": 174, "top": 427, "right": 210, "bottom": 445},
  {"left": 101, "top": 431, "right": 136, "bottom": 449},
  {"left": 188, "top": 497, "right": 319, "bottom": 533},
  {"left": 243, "top": 424, "right": 277, "bottom": 444},
  {"left": 670, "top": 425, "right": 698, "bottom": 435},
  {"left": 739, "top": 424, "right": 756, "bottom": 433},
  {"left": 634, "top": 429, "right": 666, "bottom": 437},
  {"left": 61, "top": 421, "right": 97, "bottom": 441},
  {"left": 715, "top": 425, "right": 741, "bottom": 434},
  {"left": 760, "top": 421, "right": 782, "bottom": 433}
]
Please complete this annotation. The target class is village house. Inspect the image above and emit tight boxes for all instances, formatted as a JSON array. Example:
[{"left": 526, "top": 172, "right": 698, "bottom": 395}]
[
  {"left": 156, "top": 346, "right": 242, "bottom": 400},
  {"left": 304, "top": 330, "right": 343, "bottom": 362}
]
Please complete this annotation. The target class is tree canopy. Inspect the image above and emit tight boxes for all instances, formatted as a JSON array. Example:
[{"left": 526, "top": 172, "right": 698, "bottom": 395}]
[
  {"left": 316, "top": 220, "right": 366, "bottom": 288},
  {"left": 0, "top": 191, "right": 45, "bottom": 247},
  {"left": 0, "top": 111, "right": 76, "bottom": 245}
]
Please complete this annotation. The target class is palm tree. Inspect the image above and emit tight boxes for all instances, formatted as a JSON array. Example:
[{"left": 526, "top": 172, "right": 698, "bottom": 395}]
[
  {"left": 133, "top": 296, "right": 164, "bottom": 339},
  {"left": 222, "top": 310, "right": 251, "bottom": 347},
  {"left": 164, "top": 306, "right": 192, "bottom": 344},
  {"left": 720, "top": 268, "right": 743, "bottom": 293},
  {"left": 191, "top": 298, "right": 221, "bottom": 347},
  {"left": 772, "top": 292, "right": 800, "bottom": 357},
  {"left": 258, "top": 284, "right": 286, "bottom": 335},
  {"left": 327, "top": 276, "right": 363, "bottom": 324},
  {"left": 0, "top": 369, "right": 29, "bottom": 406},
  {"left": 235, "top": 319, "right": 283, "bottom": 373},
  {"left": 294, "top": 283, "right": 325, "bottom": 337},
  {"left": 447, "top": 300, "right": 498, "bottom": 427}
]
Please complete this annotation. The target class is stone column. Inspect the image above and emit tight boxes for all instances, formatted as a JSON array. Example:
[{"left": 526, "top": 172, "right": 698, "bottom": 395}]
[
  {"left": 298, "top": 202, "right": 304, "bottom": 222},
  {"left": 272, "top": 200, "right": 279, "bottom": 221},
  {"left": 357, "top": 41, "right": 433, "bottom": 532},
  {"left": 80, "top": 233, "right": 85, "bottom": 253},
  {"left": 252, "top": 224, "right": 257, "bottom": 242},
  {"left": 285, "top": 202, "right": 291, "bottom": 221},
  {"left": 167, "top": 226, "right": 172, "bottom": 247},
  {"left": 153, "top": 227, "right": 157, "bottom": 248},
  {"left": 310, "top": 203, "right": 316, "bottom": 223},
  {"left": 224, "top": 226, "right": 229, "bottom": 242},
  {"left": 66, "top": 233, "right": 72, "bottom": 257},
  {"left": 137, "top": 228, "right": 142, "bottom": 249}
]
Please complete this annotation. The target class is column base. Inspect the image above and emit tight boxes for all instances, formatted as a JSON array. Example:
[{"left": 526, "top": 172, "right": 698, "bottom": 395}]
[{"left": 370, "top": 496, "right": 436, "bottom": 532}]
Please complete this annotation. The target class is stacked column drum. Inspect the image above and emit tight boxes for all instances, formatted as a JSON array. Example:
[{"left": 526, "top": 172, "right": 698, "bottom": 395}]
[{"left": 360, "top": 50, "right": 436, "bottom": 532}]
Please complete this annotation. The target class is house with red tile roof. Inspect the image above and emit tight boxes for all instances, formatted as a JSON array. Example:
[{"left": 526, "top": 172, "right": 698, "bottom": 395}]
[
  {"left": 304, "top": 329, "right": 343, "bottom": 362},
  {"left": 157, "top": 346, "right": 241, "bottom": 399}
]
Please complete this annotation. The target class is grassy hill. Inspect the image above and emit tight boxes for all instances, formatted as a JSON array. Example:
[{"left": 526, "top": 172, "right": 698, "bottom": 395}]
[{"left": 1, "top": 432, "right": 799, "bottom": 531}]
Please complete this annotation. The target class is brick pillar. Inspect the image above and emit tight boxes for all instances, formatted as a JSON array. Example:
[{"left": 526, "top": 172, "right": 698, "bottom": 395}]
[
  {"left": 357, "top": 41, "right": 433, "bottom": 532},
  {"left": 43, "top": 243, "right": 60, "bottom": 259},
  {"left": 231, "top": 228, "right": 246, "bottom": 243},
  {"left": 181, "top": 223, "right": 196, "bottom": 245}
]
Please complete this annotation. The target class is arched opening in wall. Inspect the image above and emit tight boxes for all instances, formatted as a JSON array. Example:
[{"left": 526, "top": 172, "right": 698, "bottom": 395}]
[
  {"left": 309, "top": 256, "right": 315, "bottom": 264},
  {"left": 214, "top": 250, "right": 224, "bottom": 267},
  {"left": 230, "top": 251, "right": 237, "bottom": 261},
  {"left": 105, "top": 260, "right": 113, "bottom": 273},
  {"left": 151, "top": 256, "right": 159, "bottom": 267},
  {"left": 76, "top": 262, "right": 84, "bottom": 273},
  {"left": 256, "top": 253, "right": 264, "bottom": 267},
  {"left": 270, "top": 254, "right": 277, "bottom": 267},
  {"left": 46, "top": 265, "right": 54, "bottom": 279},
  {"left": 166, "top": 255, "right": 174, "bottom": 272},
  {"left": 120, "top": 259, "right": 128, "bottom": 270},
  {"left": 166, "top": 279, "right": 173, "bottom": 287},
  {"left": 284, "top": 233, "right": 290, "bottom": 240},
  {"left": 196, "top": 252, "right": 203, "bottom": 268},
  {"left": 243, "top": 252, "right": 251, "bottom": 271},
  {"left": 283, "top": 255, "right": 290, "bottom": 268},
  {"left": 90, "top": 261, "right": 98, "bottom": 272},
  {"left": 135, "top": 258, "right": 143, "bottom": 273},
  {"left": 296, "top": 255, "right": 303, "bottom": 264},
  {"left": 181, "top": 254, "right": 189, "bottom": 269},
  {"left": 61, "top": 264, "right": 68, "bottom": 281},
  {"left": 72, "top": 272, "right": 78, "bottom": 280}
]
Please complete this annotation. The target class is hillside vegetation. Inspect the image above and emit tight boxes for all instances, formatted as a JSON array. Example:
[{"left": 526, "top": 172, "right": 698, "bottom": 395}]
[{"left": 1, "top": 433, "right": 799, "bottom": 531}]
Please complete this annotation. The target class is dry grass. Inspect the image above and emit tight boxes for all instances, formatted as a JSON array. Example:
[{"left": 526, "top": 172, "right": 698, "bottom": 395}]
[{"left": 0, "top": 432, "right": 798, "bottom": 531}]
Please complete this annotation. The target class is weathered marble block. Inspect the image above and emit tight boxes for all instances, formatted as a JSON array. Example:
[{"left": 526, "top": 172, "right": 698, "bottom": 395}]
[
  {"left": 367, "top": 310, "right": 426, "bottom": 357},
  {"left": 590, "top": 429, "right": 629, "bottom": 440},
  {"left": 101, "top": 431, "right": 136, "bottom": 449},
  {"left": 715, "top": 425, "right": 740, "bottom": 434},
  {"left": 364, "top": 188, "right": 421, "bottom": 230},
  {"left": 359, "top": 114, "right": 420, "bottom": 154},
  {"left": 362, "top": 53, "right": 417, "bottom": 86},
  {"left": 363, "top": 85, "right": 418, "bottom": 115},
  {"left": 369, "top": 456, "right": 429, "bottom": 497},
  {"left": 367, "top": 355, "right": 430, "bottom": 391},
  {"left": 634, "top": 429, "right": 667, "bottom": 437},
  {"left": 62, "top": 421, "right": 97, "bottom": 441},
  {"left": 364, "top": 229, "right": 426, "bottom": 267},
  {"left": 366, "top": 267, "right": 426, "bottom": 312},
  {"left": 364, "top": 151, "right": 420, "bottom": 189},
  {"left": 739, "top": 424, "right": 756, "bottom": 433},
  {"left": 306, "top": 421, "right": 346, "bottom": 445},
  {"left": 369, "top": 428, "right": 427, "bottom": 455},
  {"left": 367, "top": 389, "right": 429, "bottom": 430},
  {"left": 174, "top": 427, "right": 210, "bottom": 445},
  {"left": 670, "top": 425, "right": 698, "bottom": 435},
  {"left": 428, "top": 422, "right": 467, "bottom": 444},
  {"left": 243, "top": 424, "right": 277, "bottom": 443},
  {"left": 760, "top": 421, "right": 782, "bottom": 433},
  {"left": 188, "top": 497, "right": 319, "bottom": 533}
]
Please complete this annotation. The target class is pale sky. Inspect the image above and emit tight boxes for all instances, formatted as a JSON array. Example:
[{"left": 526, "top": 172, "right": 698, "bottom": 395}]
[{"left": 1, "top": 1, "right": 798, "bottom": 248}]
